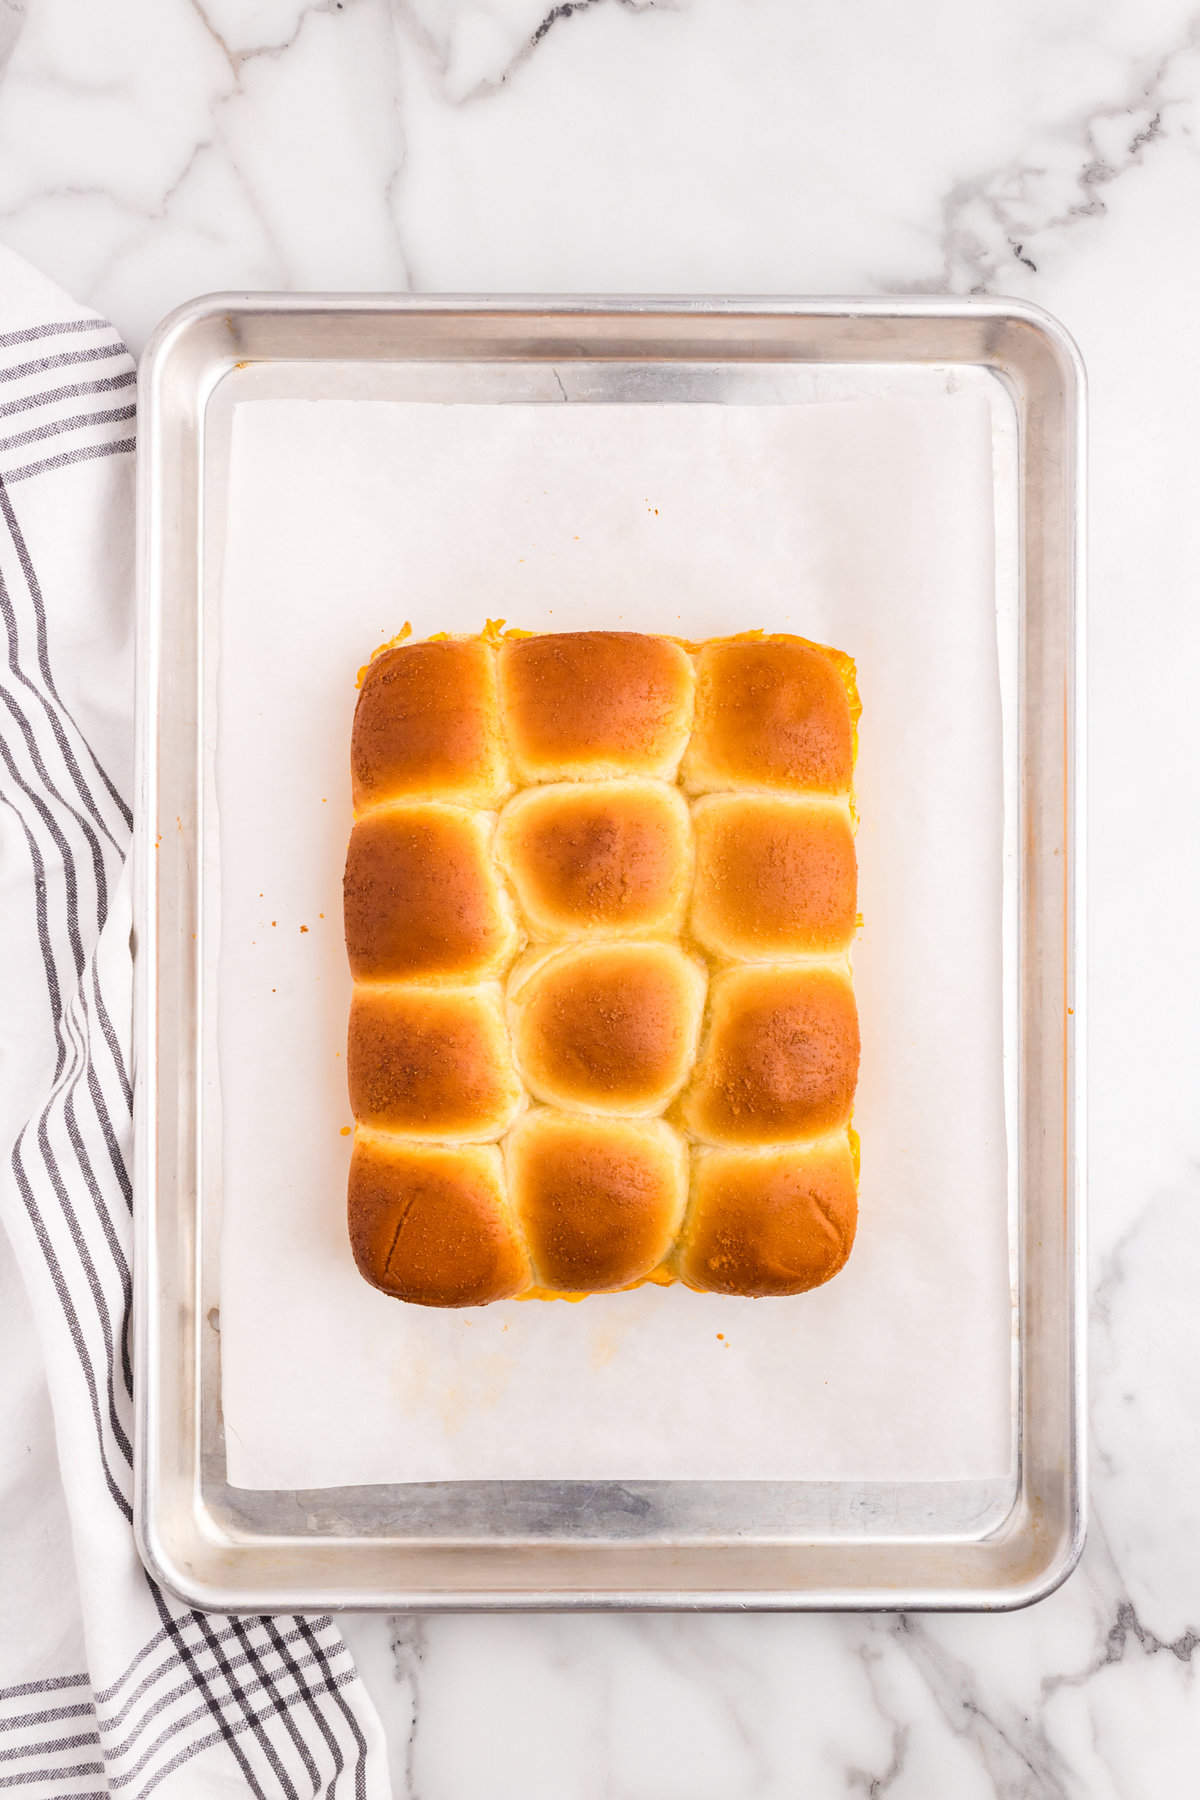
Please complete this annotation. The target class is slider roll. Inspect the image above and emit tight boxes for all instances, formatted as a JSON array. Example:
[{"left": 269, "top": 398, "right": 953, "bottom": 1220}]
[
  {"left": 349, "top": 1138, "right": 530, "bottom": 1308},
  {"left": 679, "top": 1139, "right": 859, "bottom": 1297},
  {"left": 499, "top": 631, "right": 694, "bottom": 782},
  {"left": 507, "top": 1111, "right": 686, "bottom": 1294}
]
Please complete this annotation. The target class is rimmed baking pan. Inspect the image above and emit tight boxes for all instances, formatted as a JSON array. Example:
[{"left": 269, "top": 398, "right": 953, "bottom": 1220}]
[{"left": 133, "top": 296, "right": 1084, "bottom": 1610}]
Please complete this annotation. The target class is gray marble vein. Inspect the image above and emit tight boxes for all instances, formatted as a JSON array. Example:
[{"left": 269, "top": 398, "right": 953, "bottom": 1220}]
[{"left": 907, "top": 22, "right": 1199, "bottom": 292}]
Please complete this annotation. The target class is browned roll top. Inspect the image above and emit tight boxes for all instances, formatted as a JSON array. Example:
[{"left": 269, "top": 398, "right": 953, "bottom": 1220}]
[
  {"left": 347, "top": 985, "right": 520, "bottom": 1139},
  {"left": 344, "top": 628, "right": 860, "bottom": 1307},
  {"left": 349, "top": 1137, "right": 530, "bottom": 1308},
  {"left": 352, "top": 636, "right": 510, "bottom": 810},
  {"left": 344, "top": 804, "right": 516, "bottom": 983},
  {"left": 690, "top": 793, "right": 856, "bottom": 959},
  {"left": 680, "top": 1141, "right": 859, "bottom": 1297},
  {"left": 684, "top": 636, "right": 856, "bottom": 795},
  {"left": 507, "top": 1111, "right": 686, "bottom": 1294},
  {"left": 496, "top": 779, "right": 691, "bottom": 939},
  {"left": 683, "top": 965, "right": 860, "bottom": 1146},
  {"left": 499, "top": 631, "right": 694, "bottom": 780},
  {"left": 510, "top": 942, "right": 705, "bottom": 1115}
]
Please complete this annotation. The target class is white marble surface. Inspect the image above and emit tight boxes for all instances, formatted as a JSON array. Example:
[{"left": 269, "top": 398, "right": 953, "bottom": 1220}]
[{"left": 2, "top": 0, "right": 1198, "bottom": 1792}]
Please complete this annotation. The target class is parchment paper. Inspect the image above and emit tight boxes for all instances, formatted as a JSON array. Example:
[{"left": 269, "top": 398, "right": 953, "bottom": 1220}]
[{"left": 216, "top": 391, "right": 1012, "bottom": 1489}]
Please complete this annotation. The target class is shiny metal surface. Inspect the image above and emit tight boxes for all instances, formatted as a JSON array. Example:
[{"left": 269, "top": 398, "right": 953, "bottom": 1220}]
[{"left": 133, "top": 296, "right": 1085, "bottom": 1611}]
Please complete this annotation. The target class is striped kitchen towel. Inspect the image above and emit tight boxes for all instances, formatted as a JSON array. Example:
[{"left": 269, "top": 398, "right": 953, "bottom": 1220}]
[{"left": 0, "top": 248, "right": 389, "bottom": 1797}]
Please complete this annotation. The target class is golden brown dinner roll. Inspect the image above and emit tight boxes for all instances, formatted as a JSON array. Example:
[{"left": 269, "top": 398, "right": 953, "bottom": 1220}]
[
  {"left": 347, "top": 984, "right": 521, "bottom": 1140},
  {"left": 496, "top": 779, "right": 692, "bottom": 939},
  {"left": 498, "top": 632, "right": 694, "bottom": 781},
  {"left": 510, "top": 942, "right": 706, "bottom": 1115},
  {"left": 683, "top": 964, "right": 859, "bottom": 1145},
  {"left": 690, "top": 793, "right": 857, "bottom": 959},
  {"left": 344, "top": 802, "right": 517, "bottom": 982},
  {"left": 352, "top": 636, "right": 509, "bottom": 811},
  {"left": 348, "top": 1136, "right": 530, "bottom": 1307},
  {"left": 507, "top": 1111, "right": 687, "bottom": 1293},
  {"left": 679, "top": 1137, "right": 858, "bottom": 1296},
  {"left": 683, "top": 635, "right": 856, "bottom": 795}
]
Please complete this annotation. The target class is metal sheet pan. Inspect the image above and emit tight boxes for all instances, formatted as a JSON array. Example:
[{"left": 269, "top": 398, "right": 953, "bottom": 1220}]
[{"left": 133, "top": 296, "right": 1085, "bottom": 1611}]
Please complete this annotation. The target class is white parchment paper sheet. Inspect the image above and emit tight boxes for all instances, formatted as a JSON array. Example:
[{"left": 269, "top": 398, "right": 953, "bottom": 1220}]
[{"left": 216, "top": 392, "right": 1011, "bottom": 1489}]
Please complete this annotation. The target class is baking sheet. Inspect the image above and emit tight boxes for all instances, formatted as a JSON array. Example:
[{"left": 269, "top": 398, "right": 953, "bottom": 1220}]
[{"left": 215, "top": 389, "right": 1011, "bottom": 1490}]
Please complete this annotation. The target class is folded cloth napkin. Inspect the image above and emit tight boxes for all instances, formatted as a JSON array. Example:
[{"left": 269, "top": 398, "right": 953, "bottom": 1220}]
[{"left": 0, "top": 248, "right": 389, "bottom": 1798}]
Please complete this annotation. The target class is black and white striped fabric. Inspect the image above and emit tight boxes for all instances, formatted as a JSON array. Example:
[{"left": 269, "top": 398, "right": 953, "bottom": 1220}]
[{"left": 0, "top": 250, "right": 388, "bottom": 1797}]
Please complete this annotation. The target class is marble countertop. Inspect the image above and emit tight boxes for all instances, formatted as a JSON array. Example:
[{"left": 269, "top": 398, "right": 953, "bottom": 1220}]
[{"left": 2, "top": 0, "right": 1196, "bottom": 1793}]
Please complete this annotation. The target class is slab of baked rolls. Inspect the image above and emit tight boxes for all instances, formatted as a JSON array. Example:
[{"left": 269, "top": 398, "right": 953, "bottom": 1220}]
[{"left": 344, "top": 627, "right": 860, "bottom": 1307}]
